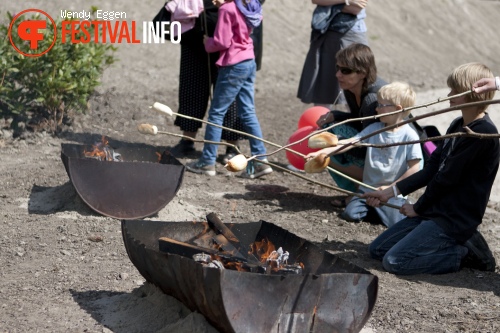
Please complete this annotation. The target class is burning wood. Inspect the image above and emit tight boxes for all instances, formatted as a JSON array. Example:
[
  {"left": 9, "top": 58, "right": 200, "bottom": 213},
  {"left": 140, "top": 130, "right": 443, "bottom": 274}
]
[
  {"left": 84, "top": 136, "right": 122, "bottom": 161},
  {"left": 158, "top": 214, "right": 305, "bottom": 275}
]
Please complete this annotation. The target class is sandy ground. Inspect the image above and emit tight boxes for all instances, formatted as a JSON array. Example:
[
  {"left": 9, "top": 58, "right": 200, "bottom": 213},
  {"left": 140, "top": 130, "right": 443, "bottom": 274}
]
[{"left": 1, "top": 0, "right": 500, "bottom": 332}]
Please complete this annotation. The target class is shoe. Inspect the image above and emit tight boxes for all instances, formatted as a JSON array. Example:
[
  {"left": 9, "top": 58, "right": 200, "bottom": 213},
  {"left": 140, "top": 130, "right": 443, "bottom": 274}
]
[
  {"left": 331, "top": 196, "right": 352, "bottom": 208},
  {"left": 331, "top": 198, "right": 347, "bottom": 208},
  {"left": 170, "top": 139, "right": 195, "bottom": 157},
  {"left": 186, "top": 160, "right": 216, "bottom": 176},
  {"left": 220, "top": 146, "right": 240, "bottom": 164},
  {"left": 461, "top": 230, "right": 496, "bottom": 271},
  {"left": 240, "top": 160, "right": 273, "bottom": 179}
]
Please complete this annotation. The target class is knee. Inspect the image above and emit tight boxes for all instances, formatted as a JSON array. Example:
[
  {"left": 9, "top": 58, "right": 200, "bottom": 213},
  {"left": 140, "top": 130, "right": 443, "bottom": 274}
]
[
  {"left": 341, "top": 209, "right": 360, "bottom": 222},
  {"left": 382, "top": 254, "right": 405, "bottom": 275}
]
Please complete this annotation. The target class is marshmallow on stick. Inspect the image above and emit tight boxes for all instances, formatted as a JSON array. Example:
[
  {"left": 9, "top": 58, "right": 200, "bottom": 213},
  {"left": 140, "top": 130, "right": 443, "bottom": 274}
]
[
  {"left": 150, "top": 102, "right": 173, "bottom": 116},
  {"left": 137, "top": 123, "right": 158, "bottom": 135},
  {"left": 304, "top": 153, "right": 330, "bottom": 173},
  {"left": 224, "top": 154, "right": 248, "bottom": 172},
  {"left": 308, "top": 132, "right": 339, "bottom": 149}
]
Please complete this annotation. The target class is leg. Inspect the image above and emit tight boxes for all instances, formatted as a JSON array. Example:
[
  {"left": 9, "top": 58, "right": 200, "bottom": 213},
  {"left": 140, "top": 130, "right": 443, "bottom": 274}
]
[
  {"left": 369, "top": 216, "right": 421, "bottom": 260},
  {"left": 341, "top": 195, "right": 368, "bottom": 222},
  {"left": 374, "top": 197, "right": 407, "bottom": 228},
  {"left": 200, "top": 63, "right": 247, "bottom": 165},
  {"left": 234, "top": 60, "right": 267, "bottom": 158},
  {"left": 381, "top": 219, "right": 466, "bottom": 275}
]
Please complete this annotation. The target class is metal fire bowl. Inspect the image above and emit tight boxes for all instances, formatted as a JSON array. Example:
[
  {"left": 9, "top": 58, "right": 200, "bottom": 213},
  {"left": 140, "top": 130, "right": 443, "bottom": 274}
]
[
  {"left": 122, "top": 219, "right": 378, "bottom": 333},
  {"left": 61, "top": 143, "right": 184, "bottom": 219}
]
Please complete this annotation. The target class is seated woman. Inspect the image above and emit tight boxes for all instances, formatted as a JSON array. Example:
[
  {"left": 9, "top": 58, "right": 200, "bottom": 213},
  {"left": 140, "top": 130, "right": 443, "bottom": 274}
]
[
  {"left": 316, "top": 43, "right": 386, "bottom": 205},
  {"left": 364, "top": 62, "right": 499, "bottom": 274}
]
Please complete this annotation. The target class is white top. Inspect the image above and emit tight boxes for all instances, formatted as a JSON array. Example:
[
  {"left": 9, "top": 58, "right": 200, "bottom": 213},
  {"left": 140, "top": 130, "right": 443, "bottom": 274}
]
[{"left": 354, "top": 122, "right": 423, "bottom": 192}]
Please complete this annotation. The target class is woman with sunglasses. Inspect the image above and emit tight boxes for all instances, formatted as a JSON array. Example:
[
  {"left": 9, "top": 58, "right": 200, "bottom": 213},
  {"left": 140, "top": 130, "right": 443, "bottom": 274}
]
[{"left": 316, "top": 43, "right": 387, "bottom": 206}]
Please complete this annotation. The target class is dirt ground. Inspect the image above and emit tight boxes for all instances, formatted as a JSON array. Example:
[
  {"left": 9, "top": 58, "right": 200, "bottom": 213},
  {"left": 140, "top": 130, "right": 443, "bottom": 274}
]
[{"left": 1, "top": 0, "right": 500, "bottom": 332}]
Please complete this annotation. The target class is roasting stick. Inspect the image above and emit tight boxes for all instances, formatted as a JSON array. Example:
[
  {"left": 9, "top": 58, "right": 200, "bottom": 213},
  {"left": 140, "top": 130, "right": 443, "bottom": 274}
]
[
  {"left": 149, "top": 103, "right": 375, "bottom": 191},
  {"left": 253, "top": 91, "right": 482, "bottom": 159},
  {"left": 244, "top": 159, "right": 403, "bottom": 209},
  {"left": 332, "top": 98, "right": 500, "bottom": 156},
  {"left": 138, "top": 123, "right": 401, "bottom": 209},
  {"left": 137, "top": 124, "right": 242, "bottom": 152}
]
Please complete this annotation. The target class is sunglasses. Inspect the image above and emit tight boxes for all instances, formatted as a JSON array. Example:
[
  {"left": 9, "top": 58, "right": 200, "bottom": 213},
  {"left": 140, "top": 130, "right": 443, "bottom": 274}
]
[
  {"left": 336, "top": 65, "right": 357, "bottom": 75},
  {"left": 377, "top": 103, "right": 395, "bottom": 108}
]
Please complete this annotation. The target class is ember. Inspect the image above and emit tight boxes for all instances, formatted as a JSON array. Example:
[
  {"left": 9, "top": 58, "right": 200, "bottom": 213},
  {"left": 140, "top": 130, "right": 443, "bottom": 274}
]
[
  {"left": 160, "top": 213, "right": 305, "bottom": 275},
  {"left": 84, "top": 136, "right": 123, "bottom": 161}
]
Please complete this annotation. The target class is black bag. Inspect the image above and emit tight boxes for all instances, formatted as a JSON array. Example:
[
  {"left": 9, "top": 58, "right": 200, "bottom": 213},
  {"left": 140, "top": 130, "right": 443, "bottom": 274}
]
[
  {"left": 152, "top": 3, "right": 172, "bottom": 40},
  {"left": 409, "top": 116, "right": 442, "bottom": 165}
]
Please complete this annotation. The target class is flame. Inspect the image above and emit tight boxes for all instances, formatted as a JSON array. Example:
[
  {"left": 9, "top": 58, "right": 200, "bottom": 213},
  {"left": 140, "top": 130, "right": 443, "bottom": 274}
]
[
  {"left": 83, "top": 136, "right": 114, "bottom": 161},
  {"left": 249, "top": 238, "right": 276, "bottom": 263}
]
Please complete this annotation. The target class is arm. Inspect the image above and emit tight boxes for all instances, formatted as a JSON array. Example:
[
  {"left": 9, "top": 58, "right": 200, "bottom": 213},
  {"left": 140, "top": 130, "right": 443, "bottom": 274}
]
[
  {"left": 305, "top": 137, "right": 357, "bottom": 160},
  {"left": 204, "top": 6, "right": 233, "bottom": 53},
  {"left": 395, "top": 159, "right": 421, "bottom": 184},
  {"left": 473, "top": 77, "right": 500, "bottom": 94}
]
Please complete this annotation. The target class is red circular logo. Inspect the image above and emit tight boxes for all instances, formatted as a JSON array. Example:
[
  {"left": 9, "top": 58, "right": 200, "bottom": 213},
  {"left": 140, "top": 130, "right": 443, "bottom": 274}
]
[{"left": 8, "top": 9, "right": 57, "bottom": 57}]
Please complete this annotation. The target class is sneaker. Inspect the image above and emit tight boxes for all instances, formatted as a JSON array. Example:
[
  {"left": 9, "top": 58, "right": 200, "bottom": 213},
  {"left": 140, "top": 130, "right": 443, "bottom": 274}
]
[
  {"left": 170, "top": 139, "right": 195, "bottom": 157},
  {"left": 240, "top": 160, "right": 273, "bottom": 179},
  {"left": 220, "top": 146, "right": 240, "bottom": 165},
  {"left": 461, "top": 230, "right": 496, "bottom": 271},
  {"left": 186, "top": 160, "right": 216, "bottom": 176}
]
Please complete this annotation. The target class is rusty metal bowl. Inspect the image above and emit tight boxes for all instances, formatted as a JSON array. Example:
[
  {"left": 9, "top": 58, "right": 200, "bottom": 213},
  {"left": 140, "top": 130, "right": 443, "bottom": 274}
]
[
  {"left": 61, "top": 142, "right": 184, "bottom": 219},
  {"left": 122, "top": 219, "right": 378, "bottom": 333}
]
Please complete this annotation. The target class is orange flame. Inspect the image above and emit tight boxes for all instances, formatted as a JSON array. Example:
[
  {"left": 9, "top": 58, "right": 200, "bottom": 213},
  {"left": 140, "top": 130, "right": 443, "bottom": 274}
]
[
  {"left": 84, "top": 136, "right": 110, "bottom": 160},
  {"left": 249, "top": 238, "right": 276, "bottom": 263}
]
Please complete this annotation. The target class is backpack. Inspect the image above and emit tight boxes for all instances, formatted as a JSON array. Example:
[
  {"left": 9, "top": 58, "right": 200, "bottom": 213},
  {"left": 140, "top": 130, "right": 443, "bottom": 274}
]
[{"left": 410, "top": 117, "right": 442, "bottom": 165}]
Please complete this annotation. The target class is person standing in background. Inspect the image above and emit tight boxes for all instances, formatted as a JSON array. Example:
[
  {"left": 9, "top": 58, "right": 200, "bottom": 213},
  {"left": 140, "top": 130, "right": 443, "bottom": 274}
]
[
  {"left": 186, "top": 0, "right": 273, "bottom": 179},
  {"left": 297, "top": 0, "right": 369, "bottom": 108},
  {"left": 171, "top": 0, "right": 264, "bottom": 164}
]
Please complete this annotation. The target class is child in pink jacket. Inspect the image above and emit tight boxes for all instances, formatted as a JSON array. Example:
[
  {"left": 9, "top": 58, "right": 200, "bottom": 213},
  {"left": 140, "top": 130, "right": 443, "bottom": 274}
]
[{"left": 187, "top": 0, "right": 272, "bottom": 179}]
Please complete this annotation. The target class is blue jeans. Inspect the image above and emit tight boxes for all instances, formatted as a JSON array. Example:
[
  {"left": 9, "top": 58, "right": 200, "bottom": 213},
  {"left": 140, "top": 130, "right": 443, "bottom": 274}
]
[
  {"left": 368, "top": 217, "right": 467, "bottom": 275},
  {"left": 342, "top": 191, "right": 407, "bottom": 227},
  {"left": 200, "top": 60, "right": 267, "bottom": 165}
]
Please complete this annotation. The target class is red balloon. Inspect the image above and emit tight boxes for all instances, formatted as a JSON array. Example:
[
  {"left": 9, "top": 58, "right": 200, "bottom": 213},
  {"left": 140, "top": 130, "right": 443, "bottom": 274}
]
[
  {"left": 285, "top": 126, "right": 320, "bottom": 170},
  {"left": 297, "top": 106, "right": 330, "bottom": 129}
]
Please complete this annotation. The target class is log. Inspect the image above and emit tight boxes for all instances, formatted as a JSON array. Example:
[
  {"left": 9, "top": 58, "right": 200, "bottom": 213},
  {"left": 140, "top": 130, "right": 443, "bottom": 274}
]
[
  {"left": 206, "top": 213, "right": 261, "bottom": 264},
  {"left": 159, "top": 236, "right": 220, "bottom": 258}
]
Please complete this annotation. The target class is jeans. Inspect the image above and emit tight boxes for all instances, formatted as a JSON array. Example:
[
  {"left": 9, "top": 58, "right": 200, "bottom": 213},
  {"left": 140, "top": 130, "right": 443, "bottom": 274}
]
[
  {"left": 368, "top": 217, "right": 467, "bottom": 275},
  {"left": 342, "top": 191, "right": 407, "bottom": 227},
  {"left": 200, "top": 59, "right": 267, "bottom": 165}
]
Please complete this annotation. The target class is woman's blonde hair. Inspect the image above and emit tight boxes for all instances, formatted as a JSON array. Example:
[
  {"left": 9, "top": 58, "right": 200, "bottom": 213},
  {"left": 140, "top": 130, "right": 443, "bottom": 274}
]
[
  {"left": 447, "top": 62, "right": 495, "bottom": 112},
  {"left": 378, "top": 81, "right": 416, "bottom": 117}
]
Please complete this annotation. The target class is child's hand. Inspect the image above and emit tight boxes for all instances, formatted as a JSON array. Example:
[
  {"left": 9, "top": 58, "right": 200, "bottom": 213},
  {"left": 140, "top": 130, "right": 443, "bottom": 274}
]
[{"left": 400, "top": 203, "right": 417, "bottom": 217}]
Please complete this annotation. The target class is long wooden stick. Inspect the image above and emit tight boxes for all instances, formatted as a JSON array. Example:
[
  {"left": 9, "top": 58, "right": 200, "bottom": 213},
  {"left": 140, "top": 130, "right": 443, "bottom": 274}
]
[
  {"left": 334, "top": 98, "right": 500, "bottom": 155},
  {"left": 151, "top": 105, "right": 372, "bottom": 190}
]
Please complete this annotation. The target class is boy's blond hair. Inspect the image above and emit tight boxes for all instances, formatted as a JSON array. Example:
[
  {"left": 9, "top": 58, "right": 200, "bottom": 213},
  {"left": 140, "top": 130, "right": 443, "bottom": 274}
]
[
  {"left": 377, "top": 81, "right": 416, "bottom": 118},
  {"left": 447, "top": 62, "right": 494, "bottom": 112}
]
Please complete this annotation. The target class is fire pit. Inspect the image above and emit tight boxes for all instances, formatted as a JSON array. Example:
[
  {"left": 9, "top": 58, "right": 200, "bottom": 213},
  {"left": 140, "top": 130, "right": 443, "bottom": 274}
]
[
  {"left": 122, "top": 217, "right": 378, "bottom": 333},
  {"left": 61, "top": 140, "right": 184, "bottom": 219}
]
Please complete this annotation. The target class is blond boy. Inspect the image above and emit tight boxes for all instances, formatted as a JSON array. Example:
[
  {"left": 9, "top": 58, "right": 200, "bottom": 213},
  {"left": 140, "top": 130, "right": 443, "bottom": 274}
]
[{"left": 307, "top": 81, "right": 422, "bottom": 227}]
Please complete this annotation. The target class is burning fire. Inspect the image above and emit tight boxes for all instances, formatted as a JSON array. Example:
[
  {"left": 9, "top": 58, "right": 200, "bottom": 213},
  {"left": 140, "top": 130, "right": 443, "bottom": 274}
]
[
  {"left": 84, "top": 136, "right": 122, "bottom": 161},
  {"left": 250, "top": 238, "right": 276, "bottom": 262},
  {"left": 204, "top": 237, "right": 303, "bottom": 274}
]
